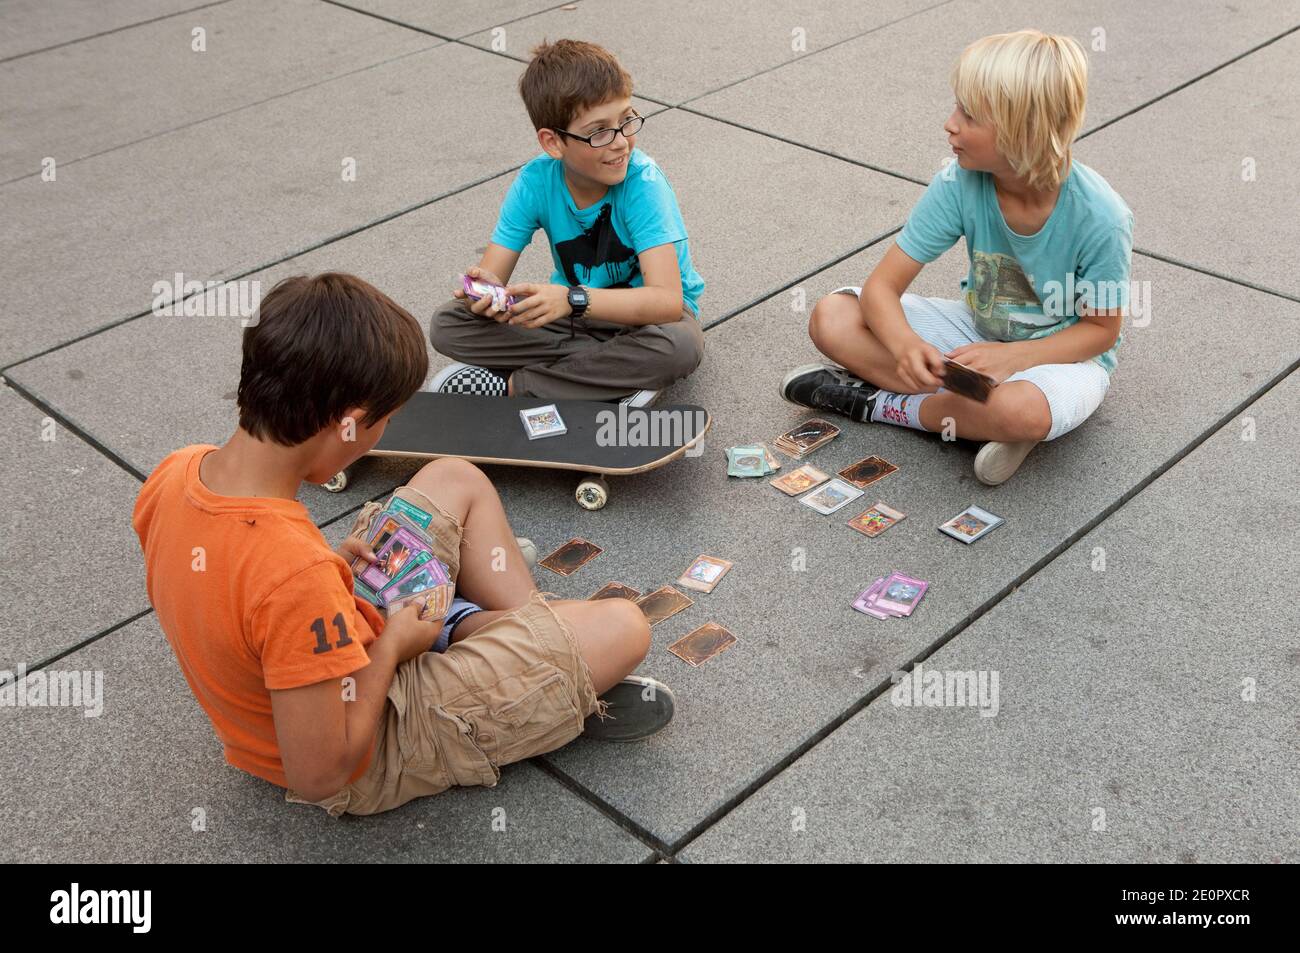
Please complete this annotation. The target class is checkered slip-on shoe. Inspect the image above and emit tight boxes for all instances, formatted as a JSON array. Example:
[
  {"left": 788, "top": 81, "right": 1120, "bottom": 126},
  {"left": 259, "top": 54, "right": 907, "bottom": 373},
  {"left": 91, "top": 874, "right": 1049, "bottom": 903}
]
[{"left": 428, "top": 362, "right": 507, "bottom": 396}]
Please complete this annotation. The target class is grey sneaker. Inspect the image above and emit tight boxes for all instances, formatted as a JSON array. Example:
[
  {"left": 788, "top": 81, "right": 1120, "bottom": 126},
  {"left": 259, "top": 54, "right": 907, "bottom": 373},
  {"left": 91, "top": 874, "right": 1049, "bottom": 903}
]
[
  {"left": 582, "top": 675, "right": 675, "bottom": 742},
  {"left": 779, "top": 363, "right": 880, "bottom": 422},
  {"left": 428, "top": 362, "right": 507, "bottom": 396}
]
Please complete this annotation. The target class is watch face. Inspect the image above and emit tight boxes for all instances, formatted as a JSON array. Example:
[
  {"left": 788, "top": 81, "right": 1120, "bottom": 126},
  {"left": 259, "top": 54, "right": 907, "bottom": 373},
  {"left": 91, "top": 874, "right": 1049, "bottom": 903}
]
[{"left": 571, "top": 288, "right": 588, "bottom": 306}]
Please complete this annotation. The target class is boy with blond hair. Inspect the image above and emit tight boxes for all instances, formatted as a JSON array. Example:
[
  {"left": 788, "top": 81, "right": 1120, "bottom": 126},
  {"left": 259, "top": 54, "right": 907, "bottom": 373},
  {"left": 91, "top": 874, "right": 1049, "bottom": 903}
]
[
  {"left": 430, "top": 39, "right": 705, "bottom": 407},
  {"left": 782, "top": 30, "right": 1133, "bottom": 484}
]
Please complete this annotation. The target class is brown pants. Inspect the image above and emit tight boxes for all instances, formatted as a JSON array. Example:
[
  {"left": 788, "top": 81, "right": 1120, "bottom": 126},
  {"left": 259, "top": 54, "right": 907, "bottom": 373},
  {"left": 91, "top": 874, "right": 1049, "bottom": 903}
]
[{"left": 430, "top": 298, "right": 705, "bottom": 401}]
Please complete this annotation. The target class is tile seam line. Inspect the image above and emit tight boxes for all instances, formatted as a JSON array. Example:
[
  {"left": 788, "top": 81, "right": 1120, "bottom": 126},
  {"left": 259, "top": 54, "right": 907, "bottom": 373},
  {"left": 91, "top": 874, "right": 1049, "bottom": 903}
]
[
  {"left": 0, "top": 375, "right": 147, "bottom": 482},
  {"left": 0, "top": 608, "right": 155, "bottom": 687},
  {"left": 0, "top": 0, "right": 234, "bottom": 66},
  {"left": 666, "top": 350, "right": 1300, "bottom": 857},
  {"left": 1076, "top": 22, "right": 1300, "bottom": 142},
  {"left": 672, "top": 0, "right": 960, "bottom": 109},
  {"left": 318, "top": 0, "right": 584, "bottom": 42},
  {"left": 0, "top": 41, "right": 447, "bottom": 187},
  {"left": 531, "top": 758, "right": 672, "bottom": 859},
  {"left": 0, "top": 164, "right": 522, "bottom": 377}
]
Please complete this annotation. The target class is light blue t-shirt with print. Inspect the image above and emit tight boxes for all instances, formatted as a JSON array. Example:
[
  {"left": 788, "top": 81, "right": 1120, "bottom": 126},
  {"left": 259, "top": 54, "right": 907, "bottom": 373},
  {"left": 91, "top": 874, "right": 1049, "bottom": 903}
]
[
  {"left": 897, "top": 160, "right": 1133, "bottom": 374},
  {"left": 490, "top": 148, "right": 705, "bottom": 318}
]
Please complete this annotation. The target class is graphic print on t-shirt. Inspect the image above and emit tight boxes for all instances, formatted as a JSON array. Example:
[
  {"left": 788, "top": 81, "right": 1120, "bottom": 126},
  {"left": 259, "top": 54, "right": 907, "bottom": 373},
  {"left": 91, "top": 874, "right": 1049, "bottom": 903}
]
[
  {"left": 965, "top": 250, "right": 1045, "bottom": 342},
  {"left": 555, "top": 203, "right": 638, "bottom": 287}
]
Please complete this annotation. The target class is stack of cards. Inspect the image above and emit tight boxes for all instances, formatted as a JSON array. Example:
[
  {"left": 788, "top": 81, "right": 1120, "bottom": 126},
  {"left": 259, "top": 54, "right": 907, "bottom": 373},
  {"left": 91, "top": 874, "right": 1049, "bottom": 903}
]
[
  {"left": 774, "top": 418, "right": 840, "bottom": 458},
  {"left": 520, "top": 404, "right": 566, "bottom": 440},
  {"left": 939, "top": 505, "right": 1005, "bottom": 544},
  {"left": 725, "top": 443, "right": 779, "bottom": 477},
  {"left": 853, "top": 572, "right": 928, "bottom": 620},
  {"left": 352, "top": 494, "right": 454, "bottom": 621}
]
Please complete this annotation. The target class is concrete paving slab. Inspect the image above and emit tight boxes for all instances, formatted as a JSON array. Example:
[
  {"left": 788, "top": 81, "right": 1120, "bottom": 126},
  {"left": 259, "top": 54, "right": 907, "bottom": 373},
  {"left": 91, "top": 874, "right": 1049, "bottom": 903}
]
[
  {"left": 0, "top": 41, "right": 533, "bottom": 368},
  {"left": 680, "top": 369, "right": 1300, "bottom": 863},
  {"left": 459, "top": 0, "right": 941, "bottom": 105},
  {"left": 0, "top": 383, "right": 149, "bottom": 672},
  {"left": 0, "top": 0, "right": 439, "bottom": 182},
  {"left": 1077, "top": 30, "right": 1300, "bottom": 299},
  {"left": 502, "top": 245, "right": 1298, "bottom": 846},
  {"left": 338, "top": 0, "right": 563, "bottom": 39},
  {"left": 688, "top": 0, "right": 1300, "bottom": 182},
  {"left": 0, "top": 0, "right": 216, "bottom": 61},
  {"left": 0, "top": 614, "right": 653, "bottom": 862},
  {"left": 6, "top": 108, "right": 916, "bottom": 524}
]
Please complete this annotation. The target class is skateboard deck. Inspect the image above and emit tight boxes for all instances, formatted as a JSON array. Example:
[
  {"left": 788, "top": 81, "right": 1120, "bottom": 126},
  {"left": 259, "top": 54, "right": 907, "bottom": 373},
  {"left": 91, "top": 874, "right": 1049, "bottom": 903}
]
[{"left": 325, "top": 394, "right": 711, "bottom": 509}]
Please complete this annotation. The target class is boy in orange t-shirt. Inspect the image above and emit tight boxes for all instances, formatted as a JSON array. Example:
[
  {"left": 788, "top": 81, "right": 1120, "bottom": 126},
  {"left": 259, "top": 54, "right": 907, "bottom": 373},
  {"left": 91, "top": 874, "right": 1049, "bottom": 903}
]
[{"left": 133, "top": 273, "right": 672, "bottom": 816}]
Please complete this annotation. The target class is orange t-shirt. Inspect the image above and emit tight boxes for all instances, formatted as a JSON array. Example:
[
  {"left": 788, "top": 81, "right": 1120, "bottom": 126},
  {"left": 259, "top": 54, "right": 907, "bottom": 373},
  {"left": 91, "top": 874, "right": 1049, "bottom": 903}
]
[{"left": 132, "top": 445, "right": 386, "bottom": 788}]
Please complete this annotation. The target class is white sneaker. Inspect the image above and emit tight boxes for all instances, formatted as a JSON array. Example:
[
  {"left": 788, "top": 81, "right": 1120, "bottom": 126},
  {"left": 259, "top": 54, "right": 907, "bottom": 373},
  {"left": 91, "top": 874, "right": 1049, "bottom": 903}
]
[
  {"left": 515, "top": 537, "right": 537, "bottom": 570},
  {"left": 618, "top": 388, "right": 660, "bottom": 408},
  {"left": 974, "top": 440, "right": 1038, "bottom": 486}
]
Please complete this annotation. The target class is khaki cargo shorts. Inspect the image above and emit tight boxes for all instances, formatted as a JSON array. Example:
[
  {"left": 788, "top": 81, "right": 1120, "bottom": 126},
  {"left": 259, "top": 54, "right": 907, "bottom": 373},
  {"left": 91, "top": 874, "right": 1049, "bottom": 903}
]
[{"left": 286, "top": 484, "right": 603, "bottom": 817}]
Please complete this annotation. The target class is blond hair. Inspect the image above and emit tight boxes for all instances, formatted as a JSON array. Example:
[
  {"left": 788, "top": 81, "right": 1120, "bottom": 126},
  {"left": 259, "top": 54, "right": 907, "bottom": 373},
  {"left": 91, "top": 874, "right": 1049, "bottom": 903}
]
[{"left": 951, "top": 30, "right": 1088, "bottom": 191}]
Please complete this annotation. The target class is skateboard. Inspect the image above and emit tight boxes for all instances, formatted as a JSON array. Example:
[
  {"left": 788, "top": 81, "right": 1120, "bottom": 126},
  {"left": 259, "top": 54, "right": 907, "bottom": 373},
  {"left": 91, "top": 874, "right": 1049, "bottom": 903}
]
[{"left": 323, "top": 394, "right": 711, "bottom": 510}]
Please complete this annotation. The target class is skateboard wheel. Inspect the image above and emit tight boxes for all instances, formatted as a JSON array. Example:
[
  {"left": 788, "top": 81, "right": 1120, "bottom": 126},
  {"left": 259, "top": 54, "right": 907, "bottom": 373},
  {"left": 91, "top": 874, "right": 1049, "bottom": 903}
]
[
  {"left": 575, "top": 476, "right": 608, "bottom": 510},
  {"left": 323, "top": 470, "right": 349, "bottom": 493}
]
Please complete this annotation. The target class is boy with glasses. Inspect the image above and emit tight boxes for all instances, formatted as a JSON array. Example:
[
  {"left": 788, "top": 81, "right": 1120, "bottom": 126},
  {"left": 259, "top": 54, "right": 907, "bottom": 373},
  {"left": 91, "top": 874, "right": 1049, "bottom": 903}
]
[{"left": 430, "top": 40, "right": 705, "bottom": 408}]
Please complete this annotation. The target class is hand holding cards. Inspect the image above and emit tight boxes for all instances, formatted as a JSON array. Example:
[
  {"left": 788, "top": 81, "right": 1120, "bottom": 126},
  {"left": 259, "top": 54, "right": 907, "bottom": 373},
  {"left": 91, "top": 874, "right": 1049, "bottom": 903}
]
[
  {"left": 941, "top": 358, "right": 997, "bottom": 403},
  {"left": 351, "top": 493, "right": 453, "bottom": 622}
]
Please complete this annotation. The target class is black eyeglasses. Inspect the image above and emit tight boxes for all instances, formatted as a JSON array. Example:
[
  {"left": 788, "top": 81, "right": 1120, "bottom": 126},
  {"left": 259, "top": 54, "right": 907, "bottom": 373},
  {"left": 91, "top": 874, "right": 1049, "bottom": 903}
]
[{"left": 555, "top": 113, "right": 645, "bottom": 148}]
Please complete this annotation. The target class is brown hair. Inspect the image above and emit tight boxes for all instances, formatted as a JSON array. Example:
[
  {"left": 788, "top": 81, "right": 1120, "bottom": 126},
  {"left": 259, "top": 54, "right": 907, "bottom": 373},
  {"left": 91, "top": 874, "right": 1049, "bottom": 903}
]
[
  {"left": 237, "top": 273, "right": 427, "bottom": 446},
  {"left": 518, "top": 39, "right": 633, "bottom": 132}
]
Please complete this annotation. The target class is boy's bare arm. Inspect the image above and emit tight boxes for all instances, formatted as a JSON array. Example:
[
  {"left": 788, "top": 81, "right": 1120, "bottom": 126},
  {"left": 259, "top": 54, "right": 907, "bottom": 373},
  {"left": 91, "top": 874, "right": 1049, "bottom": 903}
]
[
  {"left": 505, "top": 242, "right": 685, "bottom": 329},
  {"left": 270, "top": 607, "right": 439, "bottom": 801},
  {"left": 862, "top": 243, "right": 946, "bottom": 390},
  {"left": 1008, "top": 308, "right": 1122, "bottom": 368}
]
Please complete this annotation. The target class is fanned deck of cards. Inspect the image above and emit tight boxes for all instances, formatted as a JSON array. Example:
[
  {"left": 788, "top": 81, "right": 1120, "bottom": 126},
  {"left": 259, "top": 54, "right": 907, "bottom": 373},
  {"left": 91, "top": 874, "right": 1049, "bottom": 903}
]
[
  {"left": 725, "top": 443, "right": 780, "bottom": 477},
  {"left": 351, "top": 494, "right": 453, "bottom": 621},
  {"left": 774, "top": 418, "right": 840, "bottom": 458},
  {"left": 852, "top": 572, "right": 928, "bottom": 620}
]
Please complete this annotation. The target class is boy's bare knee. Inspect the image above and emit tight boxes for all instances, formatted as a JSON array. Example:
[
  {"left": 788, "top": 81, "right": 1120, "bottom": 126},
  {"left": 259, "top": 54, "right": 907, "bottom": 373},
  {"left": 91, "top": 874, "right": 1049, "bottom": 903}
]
[
  {"left": 808, "top": 293, "right": 855, "bottom": 349},
  {"left": 993, "top": 387, "right": 1052, "bottom": 442},
  {"left": 411, "top": 456, "right": 486, "bottom": 490},
  {"left": 608, "top": 599, "right": 651, "bottom": 663}
]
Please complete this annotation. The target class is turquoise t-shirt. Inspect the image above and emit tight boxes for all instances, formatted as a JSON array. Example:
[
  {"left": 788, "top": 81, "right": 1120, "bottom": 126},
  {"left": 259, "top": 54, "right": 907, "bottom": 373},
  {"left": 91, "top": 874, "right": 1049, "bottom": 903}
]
[
  {"left": 897, "top": 160, "right": 1133, "bottom": 374},
  {"left": 490, "top": 148, "right": 705, "bottom": 318}
]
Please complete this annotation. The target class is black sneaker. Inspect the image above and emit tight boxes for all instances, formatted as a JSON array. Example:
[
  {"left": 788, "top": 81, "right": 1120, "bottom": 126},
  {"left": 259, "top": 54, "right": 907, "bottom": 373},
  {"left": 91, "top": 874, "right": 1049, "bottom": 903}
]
[
  {"left": 779, "top": 363, "right": 880, "bottom": 422},
  {"left": 581, "top": 675, "right": 675, "bottom": 742},
  {"left": 428, "top": 362, "right": 507, "bottom": 396}
]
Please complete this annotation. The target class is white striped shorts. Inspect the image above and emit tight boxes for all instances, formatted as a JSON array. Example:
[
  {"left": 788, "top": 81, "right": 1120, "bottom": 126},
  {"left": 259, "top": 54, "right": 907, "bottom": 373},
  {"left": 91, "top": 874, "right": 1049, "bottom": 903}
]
[{"left": 833, "top": 288, "right": 1111, "bottom": 442}]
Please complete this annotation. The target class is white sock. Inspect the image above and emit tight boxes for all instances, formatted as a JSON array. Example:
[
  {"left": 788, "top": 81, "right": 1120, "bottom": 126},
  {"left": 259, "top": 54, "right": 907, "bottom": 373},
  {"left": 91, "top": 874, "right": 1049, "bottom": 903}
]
[{"left": 870, "top": 391, "right": 931, "bottom": 431}]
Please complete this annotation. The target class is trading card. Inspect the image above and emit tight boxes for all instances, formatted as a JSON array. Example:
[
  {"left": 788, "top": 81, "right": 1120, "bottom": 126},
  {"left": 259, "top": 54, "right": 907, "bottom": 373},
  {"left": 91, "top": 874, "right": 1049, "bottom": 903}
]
[
  {"left": 379, "top": 559, "right": 450, "bottom": 604},
  {"left": 871, "top": 572, "right": 929, "bottom": 615},
  {"left": 759, "top": 442, "right": 781, "bottom": 471},
  {"left": 852, "top": 577, "right": 891, "bottom": 619},
  {"left": 847, "top": 502, "right": 907, "bottom": 538},
  {"left": 385, "top": 495, "right": 433, "bottom": 529},
  {"left": 941, "top": 358, "right": 997, "bottom": 403},
  {"left": 775, "top": 418, "right": 841, "bottom": 456},
  {"left": 539, "top": 537, "right": 603, "bottom": 575},
  {"left": 353, "top": 510, "right": 424, "bottom": 574},
  {"left": 838, "top": 455, "right": 898, "bottom": 488},
  {"left": 770, "top": 463, "right": 829, "bottom": 496},
  {"left": 677, "top": 555, "right": 733, "bottom": 593},
  {"left": 635, "top": 585, "right": 694, "bottom": 626},
  {"left": 726, "top": 445, "right": 770, "bottom": 477},
  {"left": 939, "top": 504, "right": 1005, "bottom": 544},
  {"left": 589, "top": 582, "right": 642, "bottom": 601},
  {"left": 799, "top": 477, "right": 864, "bottom": 514},
  {"left": 667, "top": 623, "right": 737, "bottom": 667},
  {"left": 520, "top": 404, "right": 567, "bottom": 440},
  {"left": 387, "top": 583, "right": 453, "bottom": 622},
  {"left": 377, "top": 549, "right": 432, "bottom": 592},
  {"left": 354, "top": 579, "right": 382, "bottom": 607},
  {"left": 360, "top": 527, "right": 431, "bottom": 591}
]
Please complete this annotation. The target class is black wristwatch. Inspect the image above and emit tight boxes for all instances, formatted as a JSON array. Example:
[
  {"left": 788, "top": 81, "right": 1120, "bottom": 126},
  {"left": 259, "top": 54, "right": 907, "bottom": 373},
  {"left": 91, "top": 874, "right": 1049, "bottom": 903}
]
[{"left": 567, "top": 285, "right": 589, "bottom": 320}]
